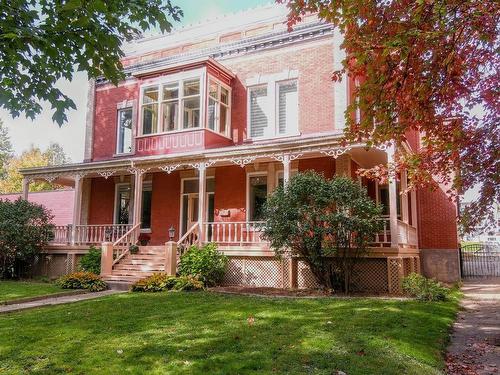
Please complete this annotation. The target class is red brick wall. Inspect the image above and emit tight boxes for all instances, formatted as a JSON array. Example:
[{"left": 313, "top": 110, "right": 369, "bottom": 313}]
[
  {"left": 417, "top": 183, "right": 458, "bottom": 249},
  {"left": 88, "top": 178, "right": 115, "bottom": 225},
  {"left": 225, "top": 44, "right": 335, "bottom": 143},
  {"left": 93, "top": 83, "right": 139, "bottom": 161},
  {"left": 150, "top": 172, "right": 181, "bottom": 244},
  {"left": 298, "top": 157, "right": 336, "bottom": 178},
  {"left": 214, "top": 166, "right": 246, "bottom": 222},
  {"left": 0, "top": 190, "right": 74, "bottom": 226}
]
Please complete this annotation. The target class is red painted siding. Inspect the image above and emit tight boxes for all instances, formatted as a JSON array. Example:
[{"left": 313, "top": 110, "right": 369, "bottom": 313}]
[
  {"left": 0, "top": 190, "right": 74, "bottom": 226},
  {"left": 214, "top": 166, "right": 246, "bottom": 222},
  {"left": 298, "top": 157, "right": 336, "bottom": 179},
  {"left": 150, "top": 172, "right": 181, "bottom": 244},
  {"left": 88, "top": 178, "right": 115, "bottom": 225}
]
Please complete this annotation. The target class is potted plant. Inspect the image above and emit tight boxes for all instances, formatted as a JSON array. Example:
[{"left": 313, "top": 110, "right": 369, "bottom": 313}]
[
  {"left": 138, "top": 233, "right": 151, "bottom": 246},
  {"left": 129, "top": 244, "right": 139, "bottom": 254}
]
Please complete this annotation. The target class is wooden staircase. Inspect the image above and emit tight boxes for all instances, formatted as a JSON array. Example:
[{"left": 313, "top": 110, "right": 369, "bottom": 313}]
[{"left": 102, "top": 246, "right": 166, "bottom": 288}]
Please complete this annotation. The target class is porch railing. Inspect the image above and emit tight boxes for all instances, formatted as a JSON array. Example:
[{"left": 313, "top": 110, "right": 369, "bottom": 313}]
[
  {"left": 373, "top": 217, "right": 391, "bottom": 246},
  {"left": 47, "top": 224, "right": 133, "bottom": 245},
  {"left": 397, "top": 220, "right": 418, "bottom": 247},
  {"left": 202, "top": 221, "right": 266, "bottom": 245},
  {"left": 177, "top": 223, "right": 200, "bottom": 254},
  {"left": 112, "top": 223, "right": 141, "bottom": 265}
]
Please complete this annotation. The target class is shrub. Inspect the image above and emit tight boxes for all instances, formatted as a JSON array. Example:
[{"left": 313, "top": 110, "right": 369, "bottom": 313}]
[
  {"left": 402, "top": 273, "right": 449, "bottom": 301},
  {"left": 178, "top": 243, "right": 228, "bottom": 287},
  {"left": 79, "top": 246, "right": 101, "bottom": 274},
  {"left": 56, "top": 272, "right": 107, "bottom": 292},
  {"left": 129, "top": 244, "right": 139, "bottom": 254},
  {"left": 131, "top": 273, "right": 203, "bottom": 292}
]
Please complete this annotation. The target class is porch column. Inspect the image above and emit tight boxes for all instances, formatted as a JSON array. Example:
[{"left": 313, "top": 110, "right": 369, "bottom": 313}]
[
  {"left": 132, "top": 169, "right": 144, "bottom": 226},
  {"left": 21, "top": 177, "right": 30, "bottom": 200},
  {"left": 71, "top": 175, "right": 83, "bottom": 245},
  {"left": 387, "top": 145, "right": 399, "bottom": 248},
  {"left": 197, "top": 163, "right": 206, "bottom": 243},
  {"left": 400, "top": 169, "right": 409, "bottom": 223},
  {"left": 282, "top": 154, "right": 291, "bottom": 186},
  {"left": 410, "top": 189, "right": 418, "bottom": 229}
]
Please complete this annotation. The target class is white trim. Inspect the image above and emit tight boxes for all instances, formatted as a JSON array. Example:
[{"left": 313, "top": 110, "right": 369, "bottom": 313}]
[
  {"left": 115, "top": 106, "right": 134, "bottom": 156},
  {"left": 246, "top": 171, "right": 268, "bottom": 222},
  {"left": 206, "top": 75, "right": 232, "bottom": 138}
]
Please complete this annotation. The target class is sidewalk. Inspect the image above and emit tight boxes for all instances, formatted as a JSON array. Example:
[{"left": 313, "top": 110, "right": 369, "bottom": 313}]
[
  {"left": 446, "top": 278, "right": 500, "bottom": 375},
  {"left": 0, "top": 290, "right": 122, "bottom": 314}
]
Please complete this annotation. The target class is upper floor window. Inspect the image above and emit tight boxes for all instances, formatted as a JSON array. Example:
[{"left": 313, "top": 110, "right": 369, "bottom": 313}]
[
  {"left": 141, "top": 77, "right": 201, "bottom": 135},
  {"left": 208, "top": 80, "right": 230, "bottom": 136},
  {"left": 248, "top": 79, "right": 298, "bottom": 139},
  {"left": 116, "top": 107, "right": 133, "bottom": 154}
]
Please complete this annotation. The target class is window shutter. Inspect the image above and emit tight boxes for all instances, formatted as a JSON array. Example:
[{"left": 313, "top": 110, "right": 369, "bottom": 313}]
[
  {"left": 278, "top": 81, "right": 298, "bottom": 135},
  {"left": 249, "top": 87, "right": 268, "bottom": 138}
]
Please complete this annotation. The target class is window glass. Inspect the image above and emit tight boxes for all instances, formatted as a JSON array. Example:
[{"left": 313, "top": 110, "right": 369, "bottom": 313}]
[
  {"left": 278, "top": 80, "right": 298, "bottom": 135},
  {"left": 249, "top": 175, "right": 267, "bottom": 221},
  {"left": 221, "top": 87, "right": 229, "bottom": 105},
  {"left": 142, "top": 104, "right": 158, "bottom": 134},
  {"left": 116, "top": 108, "right": 133, "bottom": 154},
  {"left": 163, "top": 82, "right": 179, "bottom": 100},
  {"left": 141, "top": 186, "right": 152, "bottom": 229},
  {"left": 162, "top": 101, "right": 178, "bottom": 132},
  {"left": 183, "top": 179, "right": 198, "bottom": 194},
  {"left": 249, "top": 86, "right": 268, "bottom": 138},
  {"left": 116, "top": 185, "right": 131, "bottom": 224},
  {"left": 183, "top": 97, "right": 200, "bottom": 128},
  {"left": 183, "top": 79, "right": 200, "bottom": 96},
  {"left": 208, "top": 97, "right": 217, "bottom": 131},
  {"left": 143, "top": 87, "right": 158, "bottom": 104},
  {"left": 209, "top": 81, "right": 218, "bottom": 99},
  {"left": 219, "top": 105, "right": 227, "bottom": 134},
  {"left": 379, "top": 185, "right": 389, "bottom": 216}
]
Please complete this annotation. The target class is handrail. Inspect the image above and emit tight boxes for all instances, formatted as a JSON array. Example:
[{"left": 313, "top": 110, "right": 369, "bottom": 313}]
[
  {"left": 177, "top": 223, "right": 200, "bottom": 253},
  {"left": 112, "top": 223, "right": 141, "bottom": 265}
]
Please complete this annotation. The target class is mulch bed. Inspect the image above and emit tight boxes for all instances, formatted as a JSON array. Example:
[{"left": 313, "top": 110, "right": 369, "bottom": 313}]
[{"left": 209, "top": 286, "right": 402, "bottom": 299}]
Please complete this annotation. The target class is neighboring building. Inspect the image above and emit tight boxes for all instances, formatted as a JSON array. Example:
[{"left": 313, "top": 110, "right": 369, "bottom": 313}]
[
  {"left": 0, "top": 190, "right": 74, "bottom": 226},
  {"left": 20, "top": 5, "right": 459, "bottom": 289},
  {"left": 461, "top": 202, "right": 500, "bottom": 245}
]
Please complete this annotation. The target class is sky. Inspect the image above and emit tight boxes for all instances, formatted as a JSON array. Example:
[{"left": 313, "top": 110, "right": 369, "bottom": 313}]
[{"left": 0, "top": 0, "right": 270, "bottom": 162}]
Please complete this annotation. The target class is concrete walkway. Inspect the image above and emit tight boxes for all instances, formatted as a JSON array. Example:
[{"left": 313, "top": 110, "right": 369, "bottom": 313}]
[
  {"left": 0, "top": 290, "right": 122, "bottom": 314},
  {"left": 446, "top": 278, "right": 500, "bottom": 375}
]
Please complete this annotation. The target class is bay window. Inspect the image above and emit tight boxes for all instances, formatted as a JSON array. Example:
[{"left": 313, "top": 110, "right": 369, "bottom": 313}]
[
  {"left": 208, "top": 80, "right": 231, "bottom": 136},
  {"left": 116, "top": 107, "right": 133, "bottom": 154},
  {"left": 142, "top": 87, "right": 159, "bottom": 135}
]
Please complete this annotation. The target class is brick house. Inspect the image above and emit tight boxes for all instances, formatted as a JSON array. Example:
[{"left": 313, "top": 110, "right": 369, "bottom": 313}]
[{"left": 21, "top": 5, "right": 459, "bottom": 290}]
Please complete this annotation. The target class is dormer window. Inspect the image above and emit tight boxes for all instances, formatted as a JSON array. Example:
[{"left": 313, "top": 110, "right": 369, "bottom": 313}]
[{"left": 139, "top": 69, "right": 231, "bottom": 137}]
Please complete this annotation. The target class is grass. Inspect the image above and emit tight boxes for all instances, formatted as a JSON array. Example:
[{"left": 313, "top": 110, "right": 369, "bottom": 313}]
[
  {"left": 0, "top": 280, "right": 64, "bottom": 304},
  {"left": 0, "top": 291, "right": 460, "bottom": 375}
]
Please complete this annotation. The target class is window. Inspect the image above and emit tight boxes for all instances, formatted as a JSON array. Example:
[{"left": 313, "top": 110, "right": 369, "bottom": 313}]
[
  {"left": 142, "top": 87, "right": 159, "bottom": 135},
  {"left": 248, "top": 175, "right": 268, "bottom": 221},
  {"left": 249, "top": 86, "right": 269, "bottom": 138},
  {"left": 141, "top": 183, "right": 152, "bottom": 230},
  {"left": 277, "top": 80, "right": 298, "bottom": 135},
  {"left": 141, "top": 77, "right": 201, "bottom": 135},
  {"left": 115, "top": 184, "right": 132, "bottom": 224},
  {"left": 208, "top": 80, "right": 230, "bottom": 136},
  {"left": 180, "top": 178, "right": 215, "bottom": 235},
  {"left": 116, "top": 108, "right": 133, "bottom": 154},
  {"left": 248, "top": 79, "right": 298, "bottom": 139}
]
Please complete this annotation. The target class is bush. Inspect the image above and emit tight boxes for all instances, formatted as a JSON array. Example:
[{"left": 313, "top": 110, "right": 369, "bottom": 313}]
[
  {"left": 402, "top": 273, "right": 449, "bottom": 301},
  {"left": 131, "top": 273, "right": 203, "bottom": 292},
  {"left": 79, "top": 246, "right": 101, "bottom": 274},
  {"left": 178, "top": 243, "right": 228, "bottom": 287},
  {"left": 56, "top": 272, "right": 107, "bottom": 292}
]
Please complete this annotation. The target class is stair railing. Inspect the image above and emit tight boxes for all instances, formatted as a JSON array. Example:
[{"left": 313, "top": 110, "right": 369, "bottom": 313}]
[
  {"left": 112, "top": 223, "right": 141, "bottom": 266},
  {"left": 177, "top": 223, "right": 200, "bottom": 255}
]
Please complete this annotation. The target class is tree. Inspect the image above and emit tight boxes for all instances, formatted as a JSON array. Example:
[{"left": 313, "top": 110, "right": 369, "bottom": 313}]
[
  {"left": 278, "top": 0, "right": 499, "bottom": 232},
  {"left": 262, "top": 172, "right": 382, "bottom": 292},
  {"left": 0, "top": 198, "right": 54, "bottom": 278},
  {"left": 0, "top": 0, "right": 182, "bottom": 125},
  {"left": 0, "top": 119, "right": 13, "bottom": 178},
  {"left": 0, "top": 144, "right": 69, "bottom": 193}
]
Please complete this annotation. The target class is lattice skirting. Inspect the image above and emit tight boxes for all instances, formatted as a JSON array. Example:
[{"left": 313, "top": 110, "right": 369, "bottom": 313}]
[
  {"left": 223, "top": 255, "right": 420, "bottom": 293},
  {"left": 33, "top": 253, "right": 83, "bottom": 279}
]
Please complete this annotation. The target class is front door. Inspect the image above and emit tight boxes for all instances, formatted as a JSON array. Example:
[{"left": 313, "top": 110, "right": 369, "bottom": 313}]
[
  {"left": 181, "top": 178, "right": 215, "bottom": 236},
  {"left": 186, "top": 194, "right": 199, "bottom": 231}
]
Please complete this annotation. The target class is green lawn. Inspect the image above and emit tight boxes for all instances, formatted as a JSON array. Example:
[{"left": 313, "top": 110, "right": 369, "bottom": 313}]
[
  {"left": 0, "top": 291, "right": 460, "bottom": 375},
  {"left": 0, "top": 280, "right": 64, "bottom": 304}
]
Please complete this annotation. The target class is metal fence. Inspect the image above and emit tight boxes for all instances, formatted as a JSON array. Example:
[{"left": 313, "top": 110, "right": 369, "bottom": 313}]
[{"left": 460, "top": 243, "right": 500, "bottom": 278}]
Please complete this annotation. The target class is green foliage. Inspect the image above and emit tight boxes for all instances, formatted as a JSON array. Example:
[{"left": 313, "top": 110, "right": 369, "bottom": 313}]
[
  {"left": 129, "top": 244, "right": 139, "bottom": 254},
  {"left": 56, "top": 272, "right": 107, "bottom": 292},
  {"left": 0, "top": 198, "right": 54, "bottom": 278},
  {"left": 178, "top": 243, "right": 228, "bottom": 287},
  {"left": 0, "top": 119, "right": 13, "bottom": 179},
  {"left": 131, "top": 273, "right": 203, "bottom": 292},
  {"left": 262, "top": 172, "right": 382, "bottom": 292},
  {"left": 78, "top": 246, "right": 101, "bottom": 274},
  {"left": 0, "top": 0, "right": 183, "bottom": 125},
  {"left": 402, "top": 273, "right": 450, "bottom": 301}
]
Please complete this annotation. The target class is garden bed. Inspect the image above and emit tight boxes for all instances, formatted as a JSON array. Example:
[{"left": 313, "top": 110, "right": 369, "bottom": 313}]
[{"left": 210, "top": 286, "right": 399, "bottom": 298}]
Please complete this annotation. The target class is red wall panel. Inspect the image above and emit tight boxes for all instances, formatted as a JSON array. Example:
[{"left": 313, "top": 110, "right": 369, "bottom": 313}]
[{"left": 88, "top": 178, "right": 115, "bottom": 225}]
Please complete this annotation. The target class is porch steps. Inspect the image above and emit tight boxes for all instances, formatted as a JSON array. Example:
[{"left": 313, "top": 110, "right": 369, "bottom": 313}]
[{"left": 103, "top": 246, "right": 167, "bottom": 289}]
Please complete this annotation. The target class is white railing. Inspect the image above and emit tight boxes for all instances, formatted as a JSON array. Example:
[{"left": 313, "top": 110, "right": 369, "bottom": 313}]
[
  {"left": 177, "top": 223, "right": 200, "bottom": 253},
  {"left": 373, "top": 217, "right": 391, "bottom": 246},
  {"left": 48, "top": 225, "right": 72, "bottom": 244},
  {"left": 397, "top": 220, "right": 418, "bottom": 247},
  {"left": 112, "top": 223, "right": 141, "bottom": 265},
  {"left": 202, "top": 221, "right": 266, "bottom": 245},
  {"left": 74, "top": 224, "right": 132, "bottom": 245}
]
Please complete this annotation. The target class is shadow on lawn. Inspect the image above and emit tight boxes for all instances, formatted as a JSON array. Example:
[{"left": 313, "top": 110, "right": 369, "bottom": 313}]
[{"left": 0, "top": 292, "right": 457, "bottom": 374}]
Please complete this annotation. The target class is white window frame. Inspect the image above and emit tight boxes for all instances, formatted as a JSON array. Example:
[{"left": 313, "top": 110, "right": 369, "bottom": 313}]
[
  {"left": 114, "top": 182, "right": 133, "bottom": 225},
  {"left": 206, "top": 77, "right": 232, "bottom": 138},
  {"left": 179, "top": 176, "right": 215, "bottom": 235},
  {"left": 115, "top": 107, "right": 134, "bottom": 155},
  {"left": 138, "top": 68, "right": 206, "bottom": 137},
  {"left": 246, "top": 172, "right": 269, "bottom": 222},
  {"left": 246, "top": 70, "right": 299, "bottom": 141}
]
